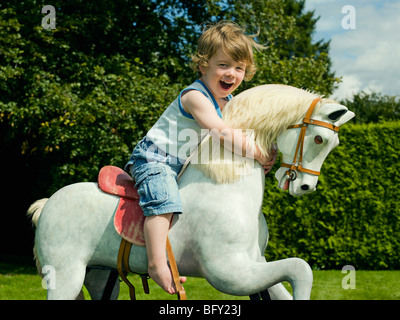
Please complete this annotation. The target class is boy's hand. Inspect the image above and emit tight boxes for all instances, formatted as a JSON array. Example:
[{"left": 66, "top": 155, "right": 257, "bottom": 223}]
[{"left": 256, "top": 145, "right": 277, "bottom": 175}]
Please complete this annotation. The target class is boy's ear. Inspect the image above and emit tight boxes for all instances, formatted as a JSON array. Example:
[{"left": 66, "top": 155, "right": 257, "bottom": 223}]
[{"left": 199, "top": 65, "right": 207, "bottom": 75}]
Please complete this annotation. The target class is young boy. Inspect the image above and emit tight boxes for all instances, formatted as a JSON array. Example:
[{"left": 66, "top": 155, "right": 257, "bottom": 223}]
[{"left": 125, "top": 21, "right": 276, "bottom": 294}]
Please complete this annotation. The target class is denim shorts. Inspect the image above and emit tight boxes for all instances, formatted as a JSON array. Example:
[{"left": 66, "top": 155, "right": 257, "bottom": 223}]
[{"left": 124, "top": 137, "right": 184, "bottom": 216}]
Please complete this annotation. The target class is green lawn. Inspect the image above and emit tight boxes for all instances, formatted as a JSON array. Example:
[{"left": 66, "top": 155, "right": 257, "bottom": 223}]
[{"left": 1, "top": 259, "right": 399, "bottom": 300}]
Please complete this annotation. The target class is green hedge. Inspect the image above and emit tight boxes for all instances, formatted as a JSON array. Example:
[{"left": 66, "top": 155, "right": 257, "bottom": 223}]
[{"left": 263, "top": 121, "right": 400, "bottom": 270}]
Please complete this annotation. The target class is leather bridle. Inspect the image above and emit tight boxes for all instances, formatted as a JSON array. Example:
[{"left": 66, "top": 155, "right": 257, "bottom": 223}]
[{"left": 281, "top": 97, "right": 340, "bottom": 181}]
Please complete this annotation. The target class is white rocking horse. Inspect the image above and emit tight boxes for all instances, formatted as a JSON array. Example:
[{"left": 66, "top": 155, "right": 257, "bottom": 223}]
[{"left": 28, "top": 84, "right": 354, "bottom": 300}]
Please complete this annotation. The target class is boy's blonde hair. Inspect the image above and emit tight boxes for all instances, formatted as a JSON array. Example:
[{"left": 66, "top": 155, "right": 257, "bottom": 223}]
[{"left": 191, "top": 21, "right": 265, "bottom": 81}]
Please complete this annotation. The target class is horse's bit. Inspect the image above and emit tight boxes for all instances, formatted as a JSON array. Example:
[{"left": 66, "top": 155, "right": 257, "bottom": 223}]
[{"left": 281, "top": 97, "right": 340, "bottom": 181}]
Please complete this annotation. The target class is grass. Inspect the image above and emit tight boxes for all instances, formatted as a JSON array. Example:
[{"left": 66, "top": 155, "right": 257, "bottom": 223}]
[{"left": 1, "top": 257, "right": 400, "bottom": 300}]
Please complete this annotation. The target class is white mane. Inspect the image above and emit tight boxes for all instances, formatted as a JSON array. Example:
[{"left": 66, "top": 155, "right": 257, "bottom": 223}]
[{"left": 189, "top": 84, "right": 337, "bottom": 184}]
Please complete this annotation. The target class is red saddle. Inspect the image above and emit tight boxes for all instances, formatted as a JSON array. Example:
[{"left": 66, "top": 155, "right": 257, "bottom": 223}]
[{"left": 98, "top": 166, "right": 145, "bottom": 246}]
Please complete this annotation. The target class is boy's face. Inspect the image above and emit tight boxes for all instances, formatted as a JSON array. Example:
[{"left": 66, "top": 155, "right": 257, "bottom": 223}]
[{"left": 199, "top": 48, "right": 246, "bottom": 99}]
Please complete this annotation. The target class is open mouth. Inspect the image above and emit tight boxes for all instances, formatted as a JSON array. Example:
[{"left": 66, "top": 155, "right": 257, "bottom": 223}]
[{"left": 219, "top": 80, "right": 234, "bottom": 90}]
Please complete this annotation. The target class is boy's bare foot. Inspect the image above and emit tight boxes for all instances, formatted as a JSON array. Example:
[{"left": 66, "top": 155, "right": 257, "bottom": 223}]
[{"left": 148, "top": 264, "right": 186, "bottom": 294}]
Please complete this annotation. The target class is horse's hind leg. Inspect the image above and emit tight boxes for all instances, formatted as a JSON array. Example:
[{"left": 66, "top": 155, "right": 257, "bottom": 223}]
[
  {"left": 84, "top": 268, "right": 120, "bottom": 300},
  {"left": 44, "top": 262, "right": 87, "bottom": 300}
]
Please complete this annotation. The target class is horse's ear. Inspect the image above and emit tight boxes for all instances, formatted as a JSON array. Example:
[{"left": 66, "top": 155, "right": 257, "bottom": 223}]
[{"left": 319, "top": 103, "right": 355, "bottom": 126}]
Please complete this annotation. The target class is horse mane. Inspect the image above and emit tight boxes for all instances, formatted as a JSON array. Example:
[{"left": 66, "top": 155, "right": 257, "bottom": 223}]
[{"left": 189, "top": 84, "right": 336, "bottom": 183}]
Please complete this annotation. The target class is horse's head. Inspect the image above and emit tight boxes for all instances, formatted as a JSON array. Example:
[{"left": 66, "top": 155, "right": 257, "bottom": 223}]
[{"left": 275, "top": 100, "right": 355, "bottom": 196}]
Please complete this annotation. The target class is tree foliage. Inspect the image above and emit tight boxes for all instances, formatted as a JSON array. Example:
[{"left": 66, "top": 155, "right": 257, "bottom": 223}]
[
  {"left": 0, "top": 6, "right": 180, "bottom": 193},
  {"left": 340, "top": 91, "right": 400, "bottom": 124}
]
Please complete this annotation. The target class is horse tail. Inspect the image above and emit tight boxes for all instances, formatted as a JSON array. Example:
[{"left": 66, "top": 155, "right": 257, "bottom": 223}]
[
  {"left": 27, "top": 198, "right": 49, "bottom": 227},
  {"left": 27, "top": 198, "right": 48, "bottom": 276}
]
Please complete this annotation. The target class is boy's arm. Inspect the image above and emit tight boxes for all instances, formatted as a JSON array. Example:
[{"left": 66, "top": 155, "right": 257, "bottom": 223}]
[{"left": 181, "top": 90, "right": 272, "bottom": 166}]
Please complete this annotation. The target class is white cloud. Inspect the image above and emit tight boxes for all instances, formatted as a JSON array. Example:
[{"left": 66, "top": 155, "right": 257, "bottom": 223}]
[
  {"left": 304, "top": 0, "right": 400, "bottom": 100},
  {"left": 333, "top": 75, "right": 362, "bottom": 100}
]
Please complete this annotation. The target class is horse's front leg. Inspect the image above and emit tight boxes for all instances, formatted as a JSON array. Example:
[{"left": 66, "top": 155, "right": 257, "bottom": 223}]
[{"left": 201, "top": 255, "right": 313, "bottom": 300}]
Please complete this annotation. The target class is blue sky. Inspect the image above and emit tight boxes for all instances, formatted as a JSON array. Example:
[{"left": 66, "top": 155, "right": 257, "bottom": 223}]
[{"left": 304, "top": 0, "right": 400, "bottom": 100}]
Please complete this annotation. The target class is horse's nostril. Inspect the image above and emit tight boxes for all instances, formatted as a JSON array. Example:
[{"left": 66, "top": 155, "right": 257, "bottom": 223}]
[{"left": 301, "top": 184, "right": 310, "bottom": 191}]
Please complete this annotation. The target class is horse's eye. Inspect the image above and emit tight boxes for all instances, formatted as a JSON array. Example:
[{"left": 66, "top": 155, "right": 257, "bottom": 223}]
[{"left": 314, "top": 135, "right": 323, "bottom": 144}]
